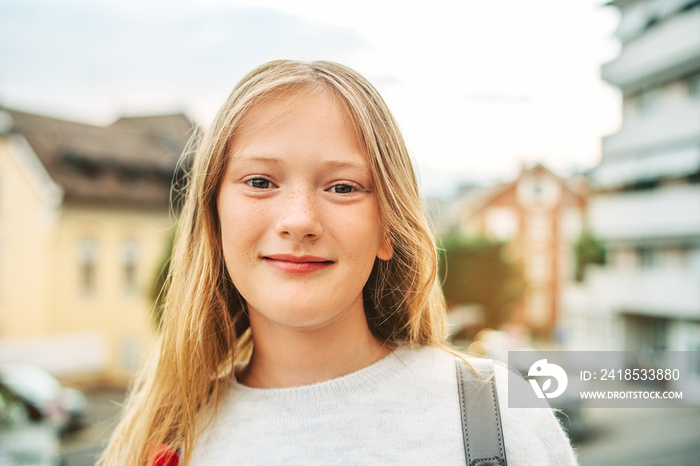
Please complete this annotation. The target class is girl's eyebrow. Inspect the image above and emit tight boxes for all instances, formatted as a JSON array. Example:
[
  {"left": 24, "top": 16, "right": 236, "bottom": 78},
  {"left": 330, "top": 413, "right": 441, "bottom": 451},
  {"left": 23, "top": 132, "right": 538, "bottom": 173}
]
[
  {"left": 233, "top": 154, "right": 369, "bottom": 172},
  {"left": 320, "top": 158, "right": 368, "bottom": 172},
  {"left": 232, "top": 154, "right": 283, "bottom": 166}
]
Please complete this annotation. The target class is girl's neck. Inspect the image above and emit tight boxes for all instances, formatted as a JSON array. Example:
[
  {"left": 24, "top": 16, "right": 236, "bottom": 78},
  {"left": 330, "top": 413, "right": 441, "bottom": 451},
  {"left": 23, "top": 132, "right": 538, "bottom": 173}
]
[{"left": 238, "top": 306, "right": 392, "bottom": 389}]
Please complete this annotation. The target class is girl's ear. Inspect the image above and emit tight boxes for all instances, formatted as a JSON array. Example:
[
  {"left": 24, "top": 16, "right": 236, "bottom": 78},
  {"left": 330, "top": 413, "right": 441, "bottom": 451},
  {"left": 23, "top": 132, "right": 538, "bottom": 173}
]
[{"left": 377, "top": 234, "right": 393, "bottom": 261}]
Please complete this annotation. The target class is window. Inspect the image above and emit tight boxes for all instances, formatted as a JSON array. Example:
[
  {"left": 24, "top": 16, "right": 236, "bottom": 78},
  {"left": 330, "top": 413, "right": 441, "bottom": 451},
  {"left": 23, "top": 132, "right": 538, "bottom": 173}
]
[
  {"left": 485, "top": 208, "right": 516, "bottom": 240},
  {"left": 637, "top": 247, "right": 657, "bottom": 269},
  {"left": 689, "top": 75, "right": 700, "bottom": 98},
  {"left": 77, "top": 239, "right": 98, "bottom": 295},
  {"left": 681, "top": 0, "right": 700, "bottom": 12},
  {"left": 635, "top": 89, "right": 660, "bottom": 116},
  {"left": 527, "top": 212, "right": 551, "bottom": 241},
  {"left": 625, "top": 314, "right": 669, "bottom": 352},
  {"left": 121, "top": 240, "right": 139, "bottom": 293},
  {"left": 517, "top": 174, "right": 560, "bottom": 207},
  {"left": 690, "top": 341, "right": 700, "bottom": 377},
  {"left": 528, "top": 251, "right": 551, "bottom": 283},
  {"left": 532, "top": 177, "right": 543, "bottom": 199}
]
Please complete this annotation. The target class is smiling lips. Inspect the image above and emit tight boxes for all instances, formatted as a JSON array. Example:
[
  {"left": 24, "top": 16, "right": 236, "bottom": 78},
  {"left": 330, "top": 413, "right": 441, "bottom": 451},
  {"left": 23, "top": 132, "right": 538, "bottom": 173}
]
[{"left": 262, "top": 254, "right": 334, "bottom": 275}]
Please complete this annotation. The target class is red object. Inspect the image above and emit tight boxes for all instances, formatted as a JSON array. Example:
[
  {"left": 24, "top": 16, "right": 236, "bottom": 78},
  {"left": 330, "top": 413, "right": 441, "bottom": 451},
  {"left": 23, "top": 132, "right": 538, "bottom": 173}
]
[{"left": 149, "top": 445, "right": 179, "bottom": 466}]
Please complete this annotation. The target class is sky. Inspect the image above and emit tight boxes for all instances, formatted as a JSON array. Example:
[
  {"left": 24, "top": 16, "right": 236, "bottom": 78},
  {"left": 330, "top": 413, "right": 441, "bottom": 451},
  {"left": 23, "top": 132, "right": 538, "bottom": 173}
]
[{"left": 0, "top": 0, "right": 622, "bottom": 197}]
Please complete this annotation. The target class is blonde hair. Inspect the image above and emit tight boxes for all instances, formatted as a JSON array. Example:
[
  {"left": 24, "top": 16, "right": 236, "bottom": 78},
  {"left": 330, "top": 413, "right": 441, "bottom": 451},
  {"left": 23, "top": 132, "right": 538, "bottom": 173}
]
[{"left": 99, "top": 60, "right": 447, "bottom": 465}]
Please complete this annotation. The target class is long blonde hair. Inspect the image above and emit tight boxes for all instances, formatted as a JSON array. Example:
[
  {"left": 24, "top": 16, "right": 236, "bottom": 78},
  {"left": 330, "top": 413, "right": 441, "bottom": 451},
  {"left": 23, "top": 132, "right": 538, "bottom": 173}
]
[{"left": 100, "top": 60, "right": 447, "bottom": 465}]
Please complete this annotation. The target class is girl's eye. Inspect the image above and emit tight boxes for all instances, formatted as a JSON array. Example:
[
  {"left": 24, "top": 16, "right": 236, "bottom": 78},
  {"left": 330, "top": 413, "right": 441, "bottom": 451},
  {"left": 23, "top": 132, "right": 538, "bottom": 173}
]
[
  {"left": 329, "top": 184, "right": 355, "bottom": 194},
  {"left": 247, "top": 178, "right": 271, "bottom": 189}
]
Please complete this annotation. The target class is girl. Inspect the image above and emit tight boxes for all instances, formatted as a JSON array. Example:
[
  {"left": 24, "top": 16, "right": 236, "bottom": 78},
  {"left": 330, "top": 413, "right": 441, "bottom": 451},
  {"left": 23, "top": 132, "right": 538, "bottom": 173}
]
[{"left": 100, "top": 60, "right": 576, "bottom": 465}]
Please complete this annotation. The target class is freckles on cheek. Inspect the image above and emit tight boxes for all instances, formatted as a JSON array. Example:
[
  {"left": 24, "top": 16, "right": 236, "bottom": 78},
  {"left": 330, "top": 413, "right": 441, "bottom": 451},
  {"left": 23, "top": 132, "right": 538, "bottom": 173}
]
[{"left": 220, "top": 199, "right": 270, "bottom": 250}]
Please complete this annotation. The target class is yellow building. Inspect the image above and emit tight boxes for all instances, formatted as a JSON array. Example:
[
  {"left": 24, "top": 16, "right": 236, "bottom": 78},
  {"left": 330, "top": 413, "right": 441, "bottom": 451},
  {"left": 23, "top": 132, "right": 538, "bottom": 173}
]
[{"left": 0, "top": 108, "right": 194, "bottom": 384}]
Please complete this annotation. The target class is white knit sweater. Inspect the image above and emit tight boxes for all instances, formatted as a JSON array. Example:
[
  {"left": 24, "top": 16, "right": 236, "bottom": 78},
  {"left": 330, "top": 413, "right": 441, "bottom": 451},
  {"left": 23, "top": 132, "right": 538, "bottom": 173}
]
[{"left": 190, "top": 346, "right": 577, "bottom": 465}]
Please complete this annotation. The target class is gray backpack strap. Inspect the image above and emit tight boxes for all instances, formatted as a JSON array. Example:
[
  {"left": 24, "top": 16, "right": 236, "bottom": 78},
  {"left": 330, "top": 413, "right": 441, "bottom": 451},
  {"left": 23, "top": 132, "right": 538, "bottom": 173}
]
[{"left": 455, "top": 357, "right": 508, "bottom": 466}]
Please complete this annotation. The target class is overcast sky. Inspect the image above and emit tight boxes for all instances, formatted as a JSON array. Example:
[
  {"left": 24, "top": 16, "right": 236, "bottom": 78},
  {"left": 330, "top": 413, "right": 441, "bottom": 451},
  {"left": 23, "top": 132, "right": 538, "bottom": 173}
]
[{"left": 0, "top": 0, "right": 622, "bottom": 197}]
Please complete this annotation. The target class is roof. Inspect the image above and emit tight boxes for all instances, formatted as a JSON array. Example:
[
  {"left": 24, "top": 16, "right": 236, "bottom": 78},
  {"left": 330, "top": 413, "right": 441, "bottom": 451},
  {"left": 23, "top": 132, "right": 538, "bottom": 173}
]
[
  {"left": 2, "top": 108, "right": 196, "bottom": 209},
  {"left": 463, "top": 164, "right": 588, "bottom": 218}
]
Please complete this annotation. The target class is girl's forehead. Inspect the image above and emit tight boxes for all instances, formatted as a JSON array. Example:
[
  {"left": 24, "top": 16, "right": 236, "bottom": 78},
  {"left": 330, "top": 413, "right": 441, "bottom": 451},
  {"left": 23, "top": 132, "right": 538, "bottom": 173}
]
[
  {"left": 241, "top": 86, "right": 347, "bottom": 129},
  {"left": 229, "top": 86, "right": 366, "bottom": 161}
]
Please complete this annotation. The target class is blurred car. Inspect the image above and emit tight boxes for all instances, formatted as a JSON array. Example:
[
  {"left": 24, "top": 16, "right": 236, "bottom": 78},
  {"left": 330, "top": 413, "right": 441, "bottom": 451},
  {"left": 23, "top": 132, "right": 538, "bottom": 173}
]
[
  {"left": 0, "top": 363, "right": 90, "bottom": 433},
  {"left": 0, "top": 382, "right": 63, "bottom": 466}
]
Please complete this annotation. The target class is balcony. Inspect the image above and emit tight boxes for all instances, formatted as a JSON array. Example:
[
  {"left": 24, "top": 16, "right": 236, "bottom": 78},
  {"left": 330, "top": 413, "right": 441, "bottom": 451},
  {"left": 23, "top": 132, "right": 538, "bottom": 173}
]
[
  {"left": 601, "top": 99, "right": 700, "bottom": 159},
  {"left": 601, "top": 8, "right": 700, "bottom": 94},
  {"left": 589, "top": 185, "right": 700, "bottom": 242},
  {"left": 581, "top": 266, "right": 700, "bottom": 320},
  {"left": 594, "top": 144, "right": 700, "bottom": 188}
]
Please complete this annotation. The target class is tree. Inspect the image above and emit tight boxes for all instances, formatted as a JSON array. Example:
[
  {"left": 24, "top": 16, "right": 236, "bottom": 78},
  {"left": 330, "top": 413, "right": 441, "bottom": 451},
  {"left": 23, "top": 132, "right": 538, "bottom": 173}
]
[
  {"left": 573, "top": 233, "right": 606, "bottom": 282},
  {"left": 438, "top": 235, "right": 525, "bottom": 329}
]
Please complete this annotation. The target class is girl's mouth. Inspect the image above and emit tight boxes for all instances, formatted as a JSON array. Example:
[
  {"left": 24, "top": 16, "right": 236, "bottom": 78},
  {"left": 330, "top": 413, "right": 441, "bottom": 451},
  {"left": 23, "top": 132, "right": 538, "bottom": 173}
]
[{"left": 262, "top": 255, "right": 334, "bottom": 275}]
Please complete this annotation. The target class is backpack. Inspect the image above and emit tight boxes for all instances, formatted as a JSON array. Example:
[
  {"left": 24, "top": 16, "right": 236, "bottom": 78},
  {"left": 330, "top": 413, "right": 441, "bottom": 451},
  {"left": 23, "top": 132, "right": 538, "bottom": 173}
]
[{"left": 455, "top": 358, "right": 508, "bottom": 466}]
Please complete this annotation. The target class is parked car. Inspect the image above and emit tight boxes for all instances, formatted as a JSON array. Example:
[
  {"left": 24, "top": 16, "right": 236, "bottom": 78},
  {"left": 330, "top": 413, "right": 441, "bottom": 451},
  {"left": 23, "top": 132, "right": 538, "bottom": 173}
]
[
  {"left": 0, "top": 363, "right": 90, "bottom": 433},
  {"left": 0, "top": 382, "right": 63, "bottom": 466}
]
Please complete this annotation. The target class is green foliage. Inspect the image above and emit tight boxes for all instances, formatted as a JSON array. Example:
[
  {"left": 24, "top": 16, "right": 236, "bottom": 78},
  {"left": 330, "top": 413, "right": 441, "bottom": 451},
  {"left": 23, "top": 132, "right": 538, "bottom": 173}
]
[
  {"left": 150, "top": 232, "right": 174, "bottom": 331},
  {"left": 574, "top": 233, "right": 606, "bottom": 282},
  {"left": 438, "top": 234, "right": 525, "bottom": 329}
]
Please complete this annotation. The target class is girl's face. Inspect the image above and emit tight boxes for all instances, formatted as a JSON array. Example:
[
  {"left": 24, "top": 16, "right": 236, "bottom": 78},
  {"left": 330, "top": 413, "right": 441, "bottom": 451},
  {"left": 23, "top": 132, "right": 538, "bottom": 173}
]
[{"left": 217, "top": 88, "right": 392, "bottom": 332}]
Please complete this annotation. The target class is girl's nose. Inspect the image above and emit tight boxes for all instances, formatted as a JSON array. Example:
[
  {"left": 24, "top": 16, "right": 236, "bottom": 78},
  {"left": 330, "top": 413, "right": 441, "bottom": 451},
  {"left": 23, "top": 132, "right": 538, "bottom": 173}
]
[{"left": 275, "top": 190, "right": 323, "bottom": 242}]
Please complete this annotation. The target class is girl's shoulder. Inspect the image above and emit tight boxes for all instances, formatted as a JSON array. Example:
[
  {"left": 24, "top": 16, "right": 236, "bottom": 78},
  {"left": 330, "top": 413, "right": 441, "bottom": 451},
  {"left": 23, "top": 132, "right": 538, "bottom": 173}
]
[
  {"left": 406, "top": 346, "right": 578, "bottom": 465},
  {"left": 451, "top": 350, "right": 579, "bottom": 465}
]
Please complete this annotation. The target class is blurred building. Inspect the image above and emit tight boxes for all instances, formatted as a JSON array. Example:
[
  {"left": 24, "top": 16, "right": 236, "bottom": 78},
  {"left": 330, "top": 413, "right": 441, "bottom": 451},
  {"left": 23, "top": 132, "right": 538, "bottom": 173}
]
[
  {"left": 455, "top": 164, "right": 588, "bottom": 337},
  {"left": 0, "top": 108, "right": 193, "bottom": 384},
  {"left": 563, "top": 0, "right": 700, "bottom": 401},
  {"left": 564, "top": 0, "right": 700, "bottom": 350}
]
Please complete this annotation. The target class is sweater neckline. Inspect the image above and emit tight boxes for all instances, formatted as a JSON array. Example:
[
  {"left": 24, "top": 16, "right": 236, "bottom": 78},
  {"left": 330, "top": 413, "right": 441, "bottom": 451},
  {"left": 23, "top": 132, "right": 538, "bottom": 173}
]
[{"left": 229, "top": 345, "right": 424, "bottom": 413}]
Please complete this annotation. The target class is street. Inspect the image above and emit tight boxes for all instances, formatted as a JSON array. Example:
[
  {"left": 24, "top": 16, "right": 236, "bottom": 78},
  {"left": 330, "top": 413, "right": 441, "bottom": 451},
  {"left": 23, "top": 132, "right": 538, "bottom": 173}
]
[
  {"left": 574, "top": 404, "right": 700, "bottom": 466},
  {"left": 60, "top": 388, "right": 126, "bottom": 466}
]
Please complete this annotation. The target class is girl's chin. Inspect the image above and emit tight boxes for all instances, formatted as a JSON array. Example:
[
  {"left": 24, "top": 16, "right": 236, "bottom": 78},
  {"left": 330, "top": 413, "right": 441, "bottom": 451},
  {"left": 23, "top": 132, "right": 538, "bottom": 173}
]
[
  {"left": 247, "top": 307, "right": 348, "bottom": 331},
  {"left": 244, "top": 293, "right": 364, "bottom": 331}
]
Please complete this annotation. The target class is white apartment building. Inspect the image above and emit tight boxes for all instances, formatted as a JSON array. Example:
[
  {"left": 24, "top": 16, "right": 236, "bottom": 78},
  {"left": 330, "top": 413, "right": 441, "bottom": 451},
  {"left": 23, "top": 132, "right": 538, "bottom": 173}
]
[{"left": 563, "top": 0, "right": 700, "bottom": 402}]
